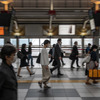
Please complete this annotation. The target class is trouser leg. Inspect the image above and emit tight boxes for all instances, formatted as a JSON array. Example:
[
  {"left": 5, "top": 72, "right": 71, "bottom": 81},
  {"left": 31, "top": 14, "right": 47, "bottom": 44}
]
[
  {"left": 71, "top": 59, "right": 75, "bottom": 68},
  {"left": 76, "top": 57, "right": 79, "bottom": 67},
  {"left": 51, "top": 59, "right": 61, "bottom": 74},
  {"left": 41, "top": 66, "right": 51, "bottom": 84},
  {"left": 31, "top": 55, "right": 33, "bottom": 65}
]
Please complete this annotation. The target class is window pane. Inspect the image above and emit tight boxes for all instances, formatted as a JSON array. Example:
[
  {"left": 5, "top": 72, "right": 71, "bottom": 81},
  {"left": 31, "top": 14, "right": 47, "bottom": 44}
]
[
  {"left": 19, "top": 39, "right": 29, "bottom": 46},
  {"left": 62, "top": 39, "right": 71, "bottom": 46},
  {"left": 0, "top": 38, "right": 4, "bottom": 46},
  {"left": 51, "top": 38, "right": 57, "bottom": 45},
  {"left": 72, "top": 38, "right": 82, "bottom": 46},
  {"left": 29, "top": 38, "right": 39, "bottom": 46},
  {"left": 10, "top": 39, "right": 17, "bottom": 46},
  {"left": 84, "top": 38, "right": 93, "bottom": 47},
  {"left": 40, "top": 38, "right": 50, "bottom": 46}
]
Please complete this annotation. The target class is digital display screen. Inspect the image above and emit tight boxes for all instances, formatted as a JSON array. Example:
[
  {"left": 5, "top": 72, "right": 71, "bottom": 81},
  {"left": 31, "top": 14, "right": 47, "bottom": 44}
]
[
  {"left": 59, "top": 25, "right": 75, "bottom": 35},
  {"left": 0, "top": 27, "right": 4, "bottom": 35}
]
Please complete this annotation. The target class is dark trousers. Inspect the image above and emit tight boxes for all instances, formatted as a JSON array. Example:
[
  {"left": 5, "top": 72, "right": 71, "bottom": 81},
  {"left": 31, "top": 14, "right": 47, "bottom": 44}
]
[
  {"left": 28, "top": 54, "right": 33, "bottom": 66},
  {"left": 71, "top": 57, "right": 79, "bottom": 68},
  {"left": 49, "top": 57, "right": 53, "bottom": 64},
  {"left": 51, "top": 58, "right": 61, "bottom": 74}
]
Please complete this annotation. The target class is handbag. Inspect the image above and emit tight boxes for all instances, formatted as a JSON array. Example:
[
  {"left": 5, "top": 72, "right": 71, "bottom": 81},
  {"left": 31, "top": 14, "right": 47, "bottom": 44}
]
[
  {"left": 69, "top": 53, "right": 76, "bottom": 60},
  {"left": 36, "top": 53, "right": 41, "bottom": 64},
  {"left": 89, "top": 69, "right": 100, "bottom": 79},
  {"left": 17, "top": 51, "right": 24, "bottom": 59}
]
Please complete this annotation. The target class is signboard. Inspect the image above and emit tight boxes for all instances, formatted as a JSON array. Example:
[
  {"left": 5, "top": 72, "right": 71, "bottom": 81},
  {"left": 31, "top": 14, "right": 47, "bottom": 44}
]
[
  {"left": 59, "top": 25, "right": 75, "bottom": 35},
  {"left": 0, "top": 27, "right": 4, "bottom": 35}
]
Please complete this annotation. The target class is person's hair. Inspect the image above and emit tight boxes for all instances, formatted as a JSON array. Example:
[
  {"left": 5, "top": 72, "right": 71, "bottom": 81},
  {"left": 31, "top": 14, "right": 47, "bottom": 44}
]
[
  {"left": 57, "top": 38, "right": 61, "bottom": 42},
  {"left": 74, "top": 41, "right": 78, "bottom": 44},
  {"left": 44, "top": 40, "right": 50, "bottom": 45},
  {"left": 90, "top": 45, "right": 98, "bottom": 52},
  {"left": 22, "top": 44, "right": 26, "bottom": 49},
  {"left": 29, "top": 42, "right": 32, "bottom": 45},
  {"left": 7, "top": 41, "right": 11, "bottom": 44},
  {"left": 0, "top": 45, "right": 16, "bottom": 61},
  {"left": 88, "top": 43, "right": 91, "bottom": 46},
  {"left": 53, "top": 44, "right": 55, "bottom": 47}
]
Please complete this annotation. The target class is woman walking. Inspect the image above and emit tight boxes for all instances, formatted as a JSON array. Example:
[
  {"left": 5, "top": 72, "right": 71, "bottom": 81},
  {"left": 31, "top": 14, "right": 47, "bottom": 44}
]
[
  {"left": 17, "top": 44, "right": 34, "bottom": 77},
  {"left": 85, "top": 45, "right": 98, "bottom": 85}
]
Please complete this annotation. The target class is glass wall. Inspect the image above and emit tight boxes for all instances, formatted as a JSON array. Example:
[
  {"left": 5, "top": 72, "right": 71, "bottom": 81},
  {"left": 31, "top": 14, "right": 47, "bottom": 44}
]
[
  {"left": 29, "top": 38, "right": 40, "bottom": 56},
  {"left": 0, "top": 38, "right": 4, "bottom": 46},
  {"left": 84, "top": 38, "right": 93, "bottom": 48},
  {"left": 10, "top": 39, "right": 17, "bottom": 47},
  {"left": 19, "top": 39, "right": 29, "bottom": 47}
]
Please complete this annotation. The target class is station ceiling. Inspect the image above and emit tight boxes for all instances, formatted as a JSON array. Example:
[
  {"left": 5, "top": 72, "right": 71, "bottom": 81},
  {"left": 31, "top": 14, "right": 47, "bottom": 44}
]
[{"left": 0, "top": 0, "right": 92, "bottom": 24}]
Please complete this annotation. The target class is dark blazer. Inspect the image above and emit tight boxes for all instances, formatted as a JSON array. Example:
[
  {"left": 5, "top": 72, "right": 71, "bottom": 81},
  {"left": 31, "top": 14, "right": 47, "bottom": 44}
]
[
  {"left": 20, "top": 48, "right": 29, "bottom": 67},
  {"left": 21, "top": 48, "right": 28, "bottom": 59},
  {"left": 70, "top": 45, "right": 79, "bottom": 60},
  {"left": 0, "top": 62, "right": 17, "bottom": 100},
  {"left": 91, "top": 51, "right": 97, "bottom": 62},
  {"left": 54, "top": 43, "right": 61, "bottom": 59},
  {"left": 28, "top": 46, "right": 32, "bottom": 54}
]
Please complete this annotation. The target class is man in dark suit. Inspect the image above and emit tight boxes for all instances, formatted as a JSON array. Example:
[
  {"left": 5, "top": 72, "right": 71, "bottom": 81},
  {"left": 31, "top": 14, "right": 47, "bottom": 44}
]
[
  {"left": 70, "top": 41, "right": 80, "bottom": 70},
  {"left": 50, "top": 38, "right": 63, "bottom": 76}
]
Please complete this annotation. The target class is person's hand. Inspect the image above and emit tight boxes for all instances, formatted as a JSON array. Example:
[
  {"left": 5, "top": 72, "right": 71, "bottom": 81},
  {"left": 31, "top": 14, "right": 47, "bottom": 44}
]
[
  {"left": 45, "top": 66, "right": 48, "bottom": 70},
  {"left": 49, "top": 54, "right": 51, "bottom": 57},
  {"left": 95, "top": 62, "right": 98, "bottom": 67},
  {"left": 59, "top": 57, "right": 62, "bottom": 60}
]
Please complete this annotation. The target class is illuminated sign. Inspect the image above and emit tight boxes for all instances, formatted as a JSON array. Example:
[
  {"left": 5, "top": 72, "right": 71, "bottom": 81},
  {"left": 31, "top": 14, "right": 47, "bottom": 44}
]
[{"left": 0, "top": 27, "right": 4, "bottom": 35}]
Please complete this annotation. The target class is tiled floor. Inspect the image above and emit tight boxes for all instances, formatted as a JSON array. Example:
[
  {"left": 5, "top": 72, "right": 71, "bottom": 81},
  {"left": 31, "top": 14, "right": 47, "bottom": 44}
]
[
  {"left": 0, "top": 58, "right": 100, "bottom": 100},
  {"left": 16, "top": 68, "right": 100, "bottom": 100}
]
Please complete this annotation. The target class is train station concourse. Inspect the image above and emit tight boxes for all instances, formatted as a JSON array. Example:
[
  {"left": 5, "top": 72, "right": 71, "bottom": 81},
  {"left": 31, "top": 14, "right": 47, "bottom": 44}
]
[{"left": 0, "top": 0, "right": 100, "bottom": 100}]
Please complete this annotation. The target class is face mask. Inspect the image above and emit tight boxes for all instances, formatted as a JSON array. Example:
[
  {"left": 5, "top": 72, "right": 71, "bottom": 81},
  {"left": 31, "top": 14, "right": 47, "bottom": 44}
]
[{"left": 11, "top": 55, "right": 17, "bottom": 63}]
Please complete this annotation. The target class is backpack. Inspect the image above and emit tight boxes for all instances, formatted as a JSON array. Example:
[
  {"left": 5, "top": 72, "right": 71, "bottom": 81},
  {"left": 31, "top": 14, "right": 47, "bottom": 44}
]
[{"left": 17, "top": 51, "right": 24, "bottom": 59}]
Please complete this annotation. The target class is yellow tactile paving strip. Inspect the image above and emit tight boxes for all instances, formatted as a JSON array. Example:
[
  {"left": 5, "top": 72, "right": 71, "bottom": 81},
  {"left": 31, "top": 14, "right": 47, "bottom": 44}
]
[{"left": 18, "top": 80, "right": 100, "bottom": 83}]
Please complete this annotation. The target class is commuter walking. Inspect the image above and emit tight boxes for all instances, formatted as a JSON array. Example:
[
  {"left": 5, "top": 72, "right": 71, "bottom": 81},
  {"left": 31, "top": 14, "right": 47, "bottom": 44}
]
[
  {"left": 38, "top": 40, "right": 51, "bottom": 89},
  {"left": 85, "top": 45, "right": 98, "bottom": 85},
  {"left": 17, "top": 44, "right": 34, "bottom": 77},
  {"left": 82, "top": 43, "right": 91, "bottom": 66},
  {"left": 86, "top": 43, "right": 91, "bottom": 54},
  {"left": 69, "top": 41, "right": 80, "bottom": 70},
  {"left": 28, "top": 42, "right": 34, "bottom": 67},
  {"left": 50, "top": 38, "right": 63, "bottom": 76},
  {"left": 0, "top": 45, "right": 18, "bottom": 100}
]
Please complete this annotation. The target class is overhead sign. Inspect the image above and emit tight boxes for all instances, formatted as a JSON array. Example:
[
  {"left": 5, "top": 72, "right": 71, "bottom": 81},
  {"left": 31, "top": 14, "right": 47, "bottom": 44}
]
[{"left": 0, "top": 27, "right": 4, "bottom": 35}]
